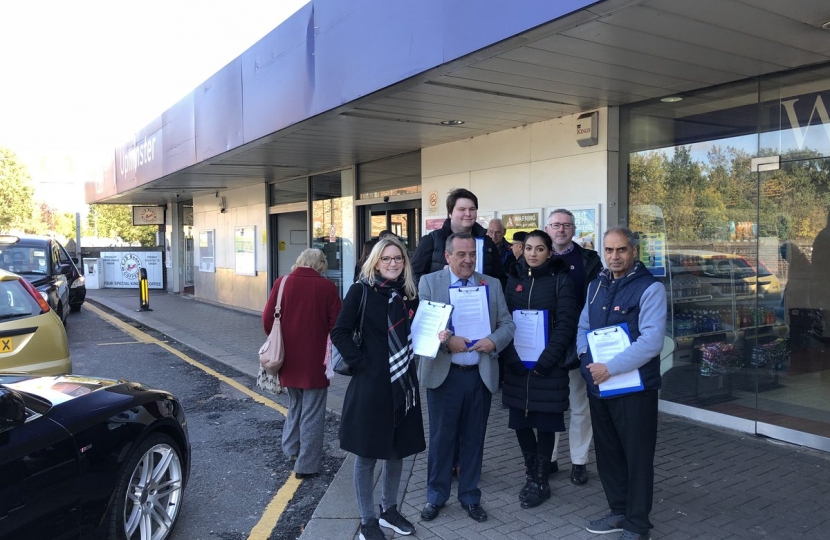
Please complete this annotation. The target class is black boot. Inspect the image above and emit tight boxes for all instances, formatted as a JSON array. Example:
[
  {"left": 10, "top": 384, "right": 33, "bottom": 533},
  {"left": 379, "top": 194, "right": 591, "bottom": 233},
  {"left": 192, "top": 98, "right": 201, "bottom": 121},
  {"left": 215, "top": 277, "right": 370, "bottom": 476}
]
[
  {"left": 520, "top": 455, "right": 552, "bottom": 509},
  {"left": 518, "top": 452, "right": 536, "bottom": 502}
]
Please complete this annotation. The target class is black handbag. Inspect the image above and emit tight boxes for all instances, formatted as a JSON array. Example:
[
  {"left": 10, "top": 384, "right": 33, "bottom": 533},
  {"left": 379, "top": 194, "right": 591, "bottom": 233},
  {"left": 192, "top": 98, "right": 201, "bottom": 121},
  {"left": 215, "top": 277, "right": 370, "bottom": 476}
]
[{"left": 331, "top": 284, "right": 367, "bottom": 376}]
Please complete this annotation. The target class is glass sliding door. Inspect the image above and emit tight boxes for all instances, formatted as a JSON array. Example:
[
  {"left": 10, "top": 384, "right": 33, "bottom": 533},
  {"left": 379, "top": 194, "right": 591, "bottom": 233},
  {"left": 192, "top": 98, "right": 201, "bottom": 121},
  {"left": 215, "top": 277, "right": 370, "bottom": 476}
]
[
  {"left": 623, "top": 63, "right": 830, "bottom": 450},
  {"left": 752, "top": 156, "right": 830, "bottom": 447}
]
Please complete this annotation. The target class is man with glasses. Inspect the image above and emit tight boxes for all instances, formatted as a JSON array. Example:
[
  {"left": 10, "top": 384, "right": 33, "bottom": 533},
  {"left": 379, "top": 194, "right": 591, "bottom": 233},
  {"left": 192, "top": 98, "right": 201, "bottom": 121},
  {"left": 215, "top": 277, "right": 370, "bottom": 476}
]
[{"left": 544, "top": 208, "right": 602, "bottom": 485}]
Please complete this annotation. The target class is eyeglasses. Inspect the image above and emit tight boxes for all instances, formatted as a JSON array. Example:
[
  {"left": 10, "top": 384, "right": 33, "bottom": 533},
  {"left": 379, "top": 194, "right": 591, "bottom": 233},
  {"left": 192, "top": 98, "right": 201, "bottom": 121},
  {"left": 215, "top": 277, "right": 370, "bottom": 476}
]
[
  {"left": 380, "top": 256, "right": 404, "bottom": 264},
  {"left": 546, "top": 223, "right": 574, "bottom": 230}
]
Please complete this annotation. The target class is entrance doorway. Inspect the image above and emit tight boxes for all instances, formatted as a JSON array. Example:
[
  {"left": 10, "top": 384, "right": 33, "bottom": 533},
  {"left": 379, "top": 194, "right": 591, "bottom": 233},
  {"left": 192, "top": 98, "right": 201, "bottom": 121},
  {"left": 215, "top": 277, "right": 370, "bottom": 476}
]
[{"left": 361, "top": 200, "right": 420, "bottom": 256}]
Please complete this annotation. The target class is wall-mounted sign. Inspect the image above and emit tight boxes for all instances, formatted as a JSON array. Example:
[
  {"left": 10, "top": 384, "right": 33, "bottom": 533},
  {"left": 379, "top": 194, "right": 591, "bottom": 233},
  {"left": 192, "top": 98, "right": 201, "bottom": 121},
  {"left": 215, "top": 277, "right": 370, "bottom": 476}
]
[
  {"left": 100, "top": 251, "right": 163, "bottom": 289},
  {"left": 132, "top": 206, "right": 165, "bottom": 225},
  {"left": 501, "top": 209, "right": 542, "bottom": 240},
  {"left": 234, "top": 226, "right": 256, "bottom": 276},
  {"left": 198, "top": 230, "right": 215, "bottom": 273}
]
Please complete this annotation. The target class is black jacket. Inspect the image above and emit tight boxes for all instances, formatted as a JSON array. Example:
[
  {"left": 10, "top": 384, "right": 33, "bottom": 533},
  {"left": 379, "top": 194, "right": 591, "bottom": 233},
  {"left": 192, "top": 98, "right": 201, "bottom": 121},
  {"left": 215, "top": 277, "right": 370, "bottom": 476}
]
[
  {"left": 572, "top": 243, "right": 603, "bottom": 310},
  {"left": 411, "top": 218, "right": 505, "bottom": 283},
  {"left": 501, "top": 257, "right": 578, "bottom": 414},
  {"left": 332, "top": 282, "right": 425, "bottom": 460}
]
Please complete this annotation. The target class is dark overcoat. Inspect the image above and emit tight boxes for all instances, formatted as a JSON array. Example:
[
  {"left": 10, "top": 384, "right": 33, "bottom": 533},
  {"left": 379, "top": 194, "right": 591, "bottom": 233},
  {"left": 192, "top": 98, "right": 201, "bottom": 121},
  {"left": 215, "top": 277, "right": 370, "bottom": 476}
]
[
  {"left": 331, "top": 282, "right": 425, "bottom": 460},
  {"left": 501, "top": 257, "right": 578, "bottom": 413}
]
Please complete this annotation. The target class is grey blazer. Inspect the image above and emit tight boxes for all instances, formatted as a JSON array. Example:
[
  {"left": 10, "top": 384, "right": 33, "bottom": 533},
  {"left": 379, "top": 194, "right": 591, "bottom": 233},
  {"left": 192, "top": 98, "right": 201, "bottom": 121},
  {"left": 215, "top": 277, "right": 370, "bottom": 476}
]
[{"left": 417, "top": 269, "right": 516, "bottom": 393}]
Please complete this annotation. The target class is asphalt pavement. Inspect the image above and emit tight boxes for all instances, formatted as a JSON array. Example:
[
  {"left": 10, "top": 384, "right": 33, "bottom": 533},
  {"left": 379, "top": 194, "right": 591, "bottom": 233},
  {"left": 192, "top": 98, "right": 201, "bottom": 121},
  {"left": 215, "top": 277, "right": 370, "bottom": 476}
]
[{"left": 85, "top": 288, "right": 830, "bottom": 540}]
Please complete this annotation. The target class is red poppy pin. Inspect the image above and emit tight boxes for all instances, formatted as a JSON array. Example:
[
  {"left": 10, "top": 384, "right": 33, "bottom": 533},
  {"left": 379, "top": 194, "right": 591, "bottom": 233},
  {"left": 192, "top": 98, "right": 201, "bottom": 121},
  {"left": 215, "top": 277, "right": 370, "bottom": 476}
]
[
  {"left": 480, "top": 279, "right": 486, "bottom": 285},
  {"left": 516, "top": 284, "right": 523, "bottom": 292},
  {"left": 409, "top": 308, "right": 415, "bottom": 319}
]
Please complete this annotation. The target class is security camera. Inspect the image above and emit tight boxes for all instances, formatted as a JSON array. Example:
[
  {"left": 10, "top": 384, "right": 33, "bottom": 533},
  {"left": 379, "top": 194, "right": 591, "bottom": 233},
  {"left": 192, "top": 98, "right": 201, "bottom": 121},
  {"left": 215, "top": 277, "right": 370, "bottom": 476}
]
[{"left": 383, "top": 195, "right": 390, "bottom": 202}]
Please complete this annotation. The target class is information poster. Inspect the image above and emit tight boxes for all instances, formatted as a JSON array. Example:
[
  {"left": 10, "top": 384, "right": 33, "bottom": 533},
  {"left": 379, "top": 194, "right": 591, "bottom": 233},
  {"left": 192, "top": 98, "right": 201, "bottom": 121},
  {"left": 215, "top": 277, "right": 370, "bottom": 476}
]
[
  {"left": 234, "top": 226, "right": 256, "bottom": 276},
  {"left": 199, "top": 230, "right": 215, "bottom": 273},
  {"left": 425, "top": 218, "right": 445, "bottom": 232},
  {"left": 501, "top": 210, "right": 541, "bottom": 240},
  {"left": 569, "top": 205, "right": 599, "bottom": 251},
  {"left": 639, "top": 232, "right": 666, "bottom": 277},
  {"left": 100, "top": 251, "right": 163, "bottom": 289}
]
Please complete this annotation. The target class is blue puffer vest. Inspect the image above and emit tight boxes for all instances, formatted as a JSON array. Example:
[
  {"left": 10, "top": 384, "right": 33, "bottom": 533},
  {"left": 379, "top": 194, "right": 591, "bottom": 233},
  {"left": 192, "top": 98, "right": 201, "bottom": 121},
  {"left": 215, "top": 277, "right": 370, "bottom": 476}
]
[{"left": 580, "top": 263, "right": 662, "bottom": 398}]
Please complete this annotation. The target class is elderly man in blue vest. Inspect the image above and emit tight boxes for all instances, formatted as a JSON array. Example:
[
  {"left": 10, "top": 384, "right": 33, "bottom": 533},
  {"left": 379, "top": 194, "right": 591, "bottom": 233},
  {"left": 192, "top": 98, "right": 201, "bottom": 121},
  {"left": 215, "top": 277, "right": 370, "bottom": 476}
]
[
  {"left": 418, "top": 232, "right": 515, "bottom": 523},
  {"left": 577, "top": 226, "right": 667, "bottom": 540}
]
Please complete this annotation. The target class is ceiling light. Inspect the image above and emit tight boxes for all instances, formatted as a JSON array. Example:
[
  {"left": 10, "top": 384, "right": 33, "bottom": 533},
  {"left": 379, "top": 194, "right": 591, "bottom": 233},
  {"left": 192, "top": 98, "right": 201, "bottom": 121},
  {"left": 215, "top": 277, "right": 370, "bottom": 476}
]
[
  {"left": 660, "top": 96, "right": 683, "bottom": 103},
  {"left": 440, "top": 119, "right": 465, "bottom": 126}
]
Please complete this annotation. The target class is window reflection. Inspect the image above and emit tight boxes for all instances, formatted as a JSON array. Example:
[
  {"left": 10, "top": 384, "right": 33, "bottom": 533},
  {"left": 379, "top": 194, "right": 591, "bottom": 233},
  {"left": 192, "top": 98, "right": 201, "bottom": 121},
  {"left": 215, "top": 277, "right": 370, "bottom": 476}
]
[{"left": 624, "top": 67, "right": 830, "bottom": 440}]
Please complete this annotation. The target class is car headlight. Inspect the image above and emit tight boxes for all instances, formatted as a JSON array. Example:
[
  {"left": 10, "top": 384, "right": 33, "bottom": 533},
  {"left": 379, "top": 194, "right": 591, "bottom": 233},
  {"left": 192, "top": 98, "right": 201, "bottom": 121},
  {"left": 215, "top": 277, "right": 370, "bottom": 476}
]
[
  {"left": 71, "top": 276, "right": 85, "bottom": 288},
  {"left": 39, "top": 291, "right": 49, "bottom": 302}
]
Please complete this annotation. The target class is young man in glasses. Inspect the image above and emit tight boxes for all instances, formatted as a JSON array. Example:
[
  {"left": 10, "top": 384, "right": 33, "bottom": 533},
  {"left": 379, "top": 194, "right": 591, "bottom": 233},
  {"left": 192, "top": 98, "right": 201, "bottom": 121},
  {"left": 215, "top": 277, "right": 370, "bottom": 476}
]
[{"left": 544, "top": 208, "right": 602, "bottom": 486}]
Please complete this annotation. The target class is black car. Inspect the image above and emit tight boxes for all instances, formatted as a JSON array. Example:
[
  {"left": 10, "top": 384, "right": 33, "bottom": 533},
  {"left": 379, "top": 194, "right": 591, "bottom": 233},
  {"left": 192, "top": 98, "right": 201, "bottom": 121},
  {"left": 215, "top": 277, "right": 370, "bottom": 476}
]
[
  {"left": 0, "top": 374, "right": 191, "bottom": 540},
  {"left": 0, "top": 235, "right": 86, "bottom": 324}
]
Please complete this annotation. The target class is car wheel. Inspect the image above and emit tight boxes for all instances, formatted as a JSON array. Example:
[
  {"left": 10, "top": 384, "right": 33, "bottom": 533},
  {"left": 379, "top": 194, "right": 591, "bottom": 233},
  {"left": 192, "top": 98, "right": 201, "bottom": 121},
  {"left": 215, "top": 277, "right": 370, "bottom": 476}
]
[{"left": 108, "top": 433, "right": 185, "bottom": 540}]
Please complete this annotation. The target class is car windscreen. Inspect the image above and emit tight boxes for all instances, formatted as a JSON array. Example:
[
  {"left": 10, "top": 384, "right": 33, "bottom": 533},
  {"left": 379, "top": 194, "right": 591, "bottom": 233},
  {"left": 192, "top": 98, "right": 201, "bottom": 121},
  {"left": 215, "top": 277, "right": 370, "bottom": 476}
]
[
  {"left": 0, "top": 246, "right": 50, "bottom": 276},
  {"left": 0, "top": 279, "right": 41, "bottom": 320}
]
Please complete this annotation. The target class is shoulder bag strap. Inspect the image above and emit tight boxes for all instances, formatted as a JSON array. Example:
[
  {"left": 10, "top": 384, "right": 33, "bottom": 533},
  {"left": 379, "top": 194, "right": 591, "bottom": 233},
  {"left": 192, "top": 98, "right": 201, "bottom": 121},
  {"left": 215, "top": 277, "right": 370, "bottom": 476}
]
[
  {"left": 356, "top": 283, "right": 368, "bottom": 331},
  {"left": 274, "top": 276, "right": 288, "bottom": 319}
]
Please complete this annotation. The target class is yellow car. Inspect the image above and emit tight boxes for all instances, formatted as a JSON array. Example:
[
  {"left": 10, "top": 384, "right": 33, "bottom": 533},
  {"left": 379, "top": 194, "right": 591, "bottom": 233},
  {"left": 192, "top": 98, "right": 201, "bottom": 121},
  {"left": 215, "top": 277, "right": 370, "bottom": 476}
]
[{"left": 0, "top": 269, "right": 72, "bottom": 374}]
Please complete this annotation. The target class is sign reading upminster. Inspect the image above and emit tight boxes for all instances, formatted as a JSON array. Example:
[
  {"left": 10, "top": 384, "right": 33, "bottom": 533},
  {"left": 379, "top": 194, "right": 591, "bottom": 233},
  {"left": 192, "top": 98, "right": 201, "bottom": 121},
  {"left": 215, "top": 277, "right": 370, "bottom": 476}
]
[{"left": 101, "top": 251, "right": 164, "bottom": 289}]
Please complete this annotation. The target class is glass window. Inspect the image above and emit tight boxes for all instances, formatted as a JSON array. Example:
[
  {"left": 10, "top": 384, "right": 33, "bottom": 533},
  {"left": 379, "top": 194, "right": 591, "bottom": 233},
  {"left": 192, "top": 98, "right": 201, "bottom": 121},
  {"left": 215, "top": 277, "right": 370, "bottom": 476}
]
[
  {"left": 358, "top": 152, "right": 421, "bottom": 200},
  {"left": 270, "top": 178, "right": 308, "bottom": 206},
  {"left": 623, "top": 65, "right": 830, "bottom": 444},
  {"left": 312, "top": 169, "right": 355, "bottom": 296}
]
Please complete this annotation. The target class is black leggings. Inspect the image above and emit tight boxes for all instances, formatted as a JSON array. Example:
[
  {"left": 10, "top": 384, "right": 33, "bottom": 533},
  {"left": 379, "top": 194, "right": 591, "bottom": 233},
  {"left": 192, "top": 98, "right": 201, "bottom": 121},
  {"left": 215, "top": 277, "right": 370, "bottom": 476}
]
[{"left": 515, "top": 428, "right": 556, "bottom": 459}]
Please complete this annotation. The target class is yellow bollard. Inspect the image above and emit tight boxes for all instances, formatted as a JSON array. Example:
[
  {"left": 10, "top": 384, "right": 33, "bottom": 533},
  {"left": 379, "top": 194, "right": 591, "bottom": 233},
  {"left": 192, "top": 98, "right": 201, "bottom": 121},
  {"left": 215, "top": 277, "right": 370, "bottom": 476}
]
[{"left": 138, "top": 267, "right": 152, "bottom": 311}]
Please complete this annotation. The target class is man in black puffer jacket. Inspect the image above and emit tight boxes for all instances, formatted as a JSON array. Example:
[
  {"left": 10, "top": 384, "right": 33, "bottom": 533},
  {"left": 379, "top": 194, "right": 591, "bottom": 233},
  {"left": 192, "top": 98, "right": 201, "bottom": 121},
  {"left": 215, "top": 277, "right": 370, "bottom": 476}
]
[
  {"left": 412, "top": 188, "right": 505, "bottom": 284},
  {"left": 545, "top": 208, "right": 603, "bottom": 485}
]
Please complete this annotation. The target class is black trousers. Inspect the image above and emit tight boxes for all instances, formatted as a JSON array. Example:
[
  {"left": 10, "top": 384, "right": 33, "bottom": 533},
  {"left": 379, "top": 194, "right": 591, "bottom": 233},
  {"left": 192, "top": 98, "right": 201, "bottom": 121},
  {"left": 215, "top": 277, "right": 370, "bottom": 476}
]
[
  {"left": 426, "top": 366, "right": 492, "bottom": 506},
  {"left": 589, "top": 390, "right": 658, "bottom": 535}
]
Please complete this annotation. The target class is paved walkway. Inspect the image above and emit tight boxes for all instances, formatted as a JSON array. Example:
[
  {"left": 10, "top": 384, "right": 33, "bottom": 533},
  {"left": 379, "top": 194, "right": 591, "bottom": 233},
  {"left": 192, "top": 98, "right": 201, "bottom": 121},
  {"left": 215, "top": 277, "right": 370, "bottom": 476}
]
[{"left": 86, "top": 289, "right": 830, "bottom": 540}]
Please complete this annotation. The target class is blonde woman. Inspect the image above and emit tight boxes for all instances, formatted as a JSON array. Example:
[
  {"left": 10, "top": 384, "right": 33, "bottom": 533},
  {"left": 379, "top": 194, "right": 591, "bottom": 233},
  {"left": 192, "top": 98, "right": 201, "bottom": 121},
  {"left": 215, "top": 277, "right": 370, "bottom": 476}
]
[
  {"left": 262, "top": 249, "right": 341, "bottom": 479},
  {"left": 331, "top": 237, "right": 424, "bottom": 540}
]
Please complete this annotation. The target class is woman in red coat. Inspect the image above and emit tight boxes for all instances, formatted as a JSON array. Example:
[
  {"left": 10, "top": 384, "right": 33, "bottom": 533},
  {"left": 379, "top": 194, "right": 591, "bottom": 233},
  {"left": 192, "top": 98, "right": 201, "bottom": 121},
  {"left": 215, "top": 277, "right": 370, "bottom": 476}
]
[{"left": 263, "top": 248, "right": 341, "bottom": 479}]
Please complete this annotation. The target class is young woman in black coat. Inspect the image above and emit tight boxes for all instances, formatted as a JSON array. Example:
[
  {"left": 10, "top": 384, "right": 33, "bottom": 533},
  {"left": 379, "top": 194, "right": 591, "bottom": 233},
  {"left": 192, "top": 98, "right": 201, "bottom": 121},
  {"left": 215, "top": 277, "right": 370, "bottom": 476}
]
[
  {"left": 331, "top": 237, "right": 425, "bottom": 540},
  {"left": 500, "top": 229, "right": 578, "bottom": 509}
]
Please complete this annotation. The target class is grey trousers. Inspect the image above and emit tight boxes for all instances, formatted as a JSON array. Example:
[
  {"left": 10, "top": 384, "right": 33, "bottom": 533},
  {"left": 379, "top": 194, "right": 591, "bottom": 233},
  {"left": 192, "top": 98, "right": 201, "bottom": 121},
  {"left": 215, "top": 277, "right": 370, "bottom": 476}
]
[
  {"left": 353, "top": 456, "right": 403, "bottom": 523},
  {"left": 282, "top": 387, "right": 327, "bottom": 474},
  {"left": 552, "top": 369, "right": 593, "bottom": 465}
]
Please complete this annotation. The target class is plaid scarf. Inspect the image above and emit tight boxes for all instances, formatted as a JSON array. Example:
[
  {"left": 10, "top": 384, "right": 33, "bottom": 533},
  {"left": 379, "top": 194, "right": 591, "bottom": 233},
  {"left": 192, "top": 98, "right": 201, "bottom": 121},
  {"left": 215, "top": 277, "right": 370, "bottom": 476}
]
[{"left": 366, "top": 275, "right": 418, "bottom": 427}]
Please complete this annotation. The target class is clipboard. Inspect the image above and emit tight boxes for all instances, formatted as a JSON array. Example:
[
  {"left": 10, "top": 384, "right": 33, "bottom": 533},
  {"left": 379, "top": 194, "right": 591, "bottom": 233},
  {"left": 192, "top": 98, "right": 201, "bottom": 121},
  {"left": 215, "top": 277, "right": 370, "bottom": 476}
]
[
  {"left": 448, "top": 284, "right": 491, "bottom": 345},
  {"left": 586, "top": 323, "right": 644, "bottom": 397},
  {"left": 513, "top": 309, "right": 548, "bottom": 369},
  {"left": 411, "top": 300, "right": 453, "bottom": 358}
]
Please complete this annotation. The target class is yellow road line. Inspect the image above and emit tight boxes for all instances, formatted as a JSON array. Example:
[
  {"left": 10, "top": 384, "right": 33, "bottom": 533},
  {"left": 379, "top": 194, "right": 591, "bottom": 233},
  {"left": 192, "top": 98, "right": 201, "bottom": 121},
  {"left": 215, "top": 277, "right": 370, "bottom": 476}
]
[
  {"left": 247, "top": 475, "right": 303, "bottom": 540},
  {"left": 86, "top": 303, "right": 287, "bottom": 415},
  {"left": 85, "top": 303, "right": 295, "bottom": 540}
]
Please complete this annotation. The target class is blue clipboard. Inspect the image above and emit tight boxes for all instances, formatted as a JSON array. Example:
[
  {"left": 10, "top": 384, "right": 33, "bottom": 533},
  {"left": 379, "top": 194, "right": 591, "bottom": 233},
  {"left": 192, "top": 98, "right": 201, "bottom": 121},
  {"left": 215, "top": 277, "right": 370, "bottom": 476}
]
[
  {"left": 587, "top": 323, "right": 644, "bottom": 398},
  {"left": 448, "top": 284, "right": 490, "bottom": 346},
  {"left": 513, "top": 309, "right": 549, "bottom": 369}
]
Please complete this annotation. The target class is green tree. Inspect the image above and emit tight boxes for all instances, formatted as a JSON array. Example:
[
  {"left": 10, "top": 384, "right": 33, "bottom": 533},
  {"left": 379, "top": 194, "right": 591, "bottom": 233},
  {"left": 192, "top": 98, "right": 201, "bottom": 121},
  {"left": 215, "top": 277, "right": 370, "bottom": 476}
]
[
  {"left": 87, "top": 204, "right": 158, "bottom": 246},
  {"left": 0, "top": 147, "right": 36, "bottom": 232}
]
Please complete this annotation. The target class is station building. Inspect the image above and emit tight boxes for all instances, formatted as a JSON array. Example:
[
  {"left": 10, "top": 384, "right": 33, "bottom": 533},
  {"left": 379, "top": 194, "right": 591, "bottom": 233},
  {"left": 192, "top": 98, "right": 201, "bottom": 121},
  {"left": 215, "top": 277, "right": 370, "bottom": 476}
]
[{"left": 86, "top": 0, "right": 830, "bottom": 452}]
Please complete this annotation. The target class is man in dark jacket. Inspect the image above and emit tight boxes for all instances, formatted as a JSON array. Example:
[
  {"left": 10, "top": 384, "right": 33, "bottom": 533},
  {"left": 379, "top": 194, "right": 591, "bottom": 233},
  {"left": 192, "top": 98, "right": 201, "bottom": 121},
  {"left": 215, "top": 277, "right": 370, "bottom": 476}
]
[
  {"left": 576, "top": 226, "right": 667, "bottom": 540},
  {"left": 411, "top": 188, "right": 505, "bottom": 284},
  {"left": 545, "top": 208, "right": 602, "bottom": 485}
]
